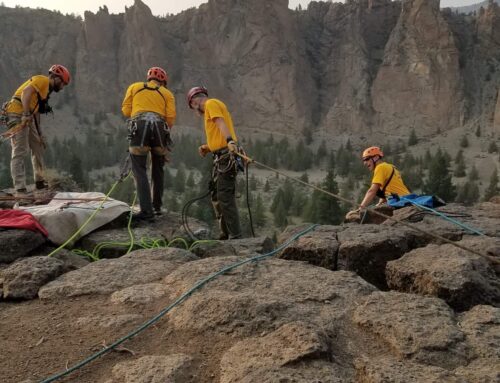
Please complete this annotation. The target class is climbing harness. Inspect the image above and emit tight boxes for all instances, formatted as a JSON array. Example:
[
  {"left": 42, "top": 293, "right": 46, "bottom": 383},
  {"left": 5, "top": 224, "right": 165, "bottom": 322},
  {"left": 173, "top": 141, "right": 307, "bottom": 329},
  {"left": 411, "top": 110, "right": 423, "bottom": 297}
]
[{"left": 38, "top": 224, "right": 319, "bottom": 383}]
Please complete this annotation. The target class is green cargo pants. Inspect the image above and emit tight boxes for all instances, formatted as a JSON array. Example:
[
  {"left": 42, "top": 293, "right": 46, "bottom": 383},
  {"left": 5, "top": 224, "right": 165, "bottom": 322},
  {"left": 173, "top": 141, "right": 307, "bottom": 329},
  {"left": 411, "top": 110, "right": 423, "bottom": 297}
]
[{"left": 211, "top": 153, "right": 242, "bottom": 240}]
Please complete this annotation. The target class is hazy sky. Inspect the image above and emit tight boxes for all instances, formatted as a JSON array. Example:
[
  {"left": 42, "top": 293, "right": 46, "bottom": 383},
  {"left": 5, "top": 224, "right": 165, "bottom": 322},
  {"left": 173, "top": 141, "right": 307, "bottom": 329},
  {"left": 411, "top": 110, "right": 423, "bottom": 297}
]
[{"left": 1, "top": 0, "right": 485, "bottom": 17}]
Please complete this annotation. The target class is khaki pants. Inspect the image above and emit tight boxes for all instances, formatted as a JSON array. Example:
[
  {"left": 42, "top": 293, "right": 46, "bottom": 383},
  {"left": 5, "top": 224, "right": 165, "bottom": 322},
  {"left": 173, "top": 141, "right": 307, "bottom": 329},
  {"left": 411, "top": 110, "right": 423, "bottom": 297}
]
[{"left": 8, "top": 114, "right": 45, "bottom": 190}]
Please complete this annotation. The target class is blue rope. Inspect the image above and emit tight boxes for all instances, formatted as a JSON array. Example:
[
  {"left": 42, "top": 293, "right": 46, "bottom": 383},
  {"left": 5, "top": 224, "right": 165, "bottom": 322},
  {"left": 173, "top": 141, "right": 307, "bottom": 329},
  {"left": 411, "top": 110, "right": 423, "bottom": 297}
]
[
  {"left": 399, "top": 196, "right": 485, "bottom": 236},
  {"left": 39, "top": 224, "right": 319, "bottom": 383}
]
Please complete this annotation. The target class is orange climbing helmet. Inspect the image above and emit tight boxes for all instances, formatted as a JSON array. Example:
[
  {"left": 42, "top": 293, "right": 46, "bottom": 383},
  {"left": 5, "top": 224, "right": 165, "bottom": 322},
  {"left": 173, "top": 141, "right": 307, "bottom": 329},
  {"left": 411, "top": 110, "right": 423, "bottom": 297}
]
[
  {"left": 49, "top": 64, "right": 71, "bottom": 85},
  {"left": 362, "top": 146, "right": 384, "bottom": 160},
  {"left": 147, "top": 67, "right": 168, "bottom": 83},
  {"left": 186, "top": 86, "right": 208, "bottom": 108}
]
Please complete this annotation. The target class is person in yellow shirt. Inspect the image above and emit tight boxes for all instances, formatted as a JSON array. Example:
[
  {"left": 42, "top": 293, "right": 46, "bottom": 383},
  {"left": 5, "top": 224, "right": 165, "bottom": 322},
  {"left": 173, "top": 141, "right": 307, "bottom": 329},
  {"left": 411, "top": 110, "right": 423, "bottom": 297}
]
[
  {"left": 122, "top": 66, "right": 176, "bottom": 221},
  {"left": 357, "top": 146, "right": 410, "bottom": 210},
  {"left": 4, "top": 64, "right": 70, "bottom": 195},
  {"left": 186, "top": 86, "right": 242, "bottom": 239}
]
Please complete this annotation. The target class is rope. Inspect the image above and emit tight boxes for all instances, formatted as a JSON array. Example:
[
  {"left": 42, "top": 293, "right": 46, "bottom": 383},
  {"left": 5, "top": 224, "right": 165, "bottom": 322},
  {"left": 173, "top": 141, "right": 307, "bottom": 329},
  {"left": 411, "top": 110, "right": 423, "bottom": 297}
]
[
  {"left": 398, "top": 196, "right": 485, "bottom": 236},
  {"left": 235, "top": 153, "right": 499, "bottom": 265},
  {"left": 245, "top": 160, "right": 256, "bottom": 237},
  {"left": 38, "top": 224, "right": 319, "bottom": 383}
]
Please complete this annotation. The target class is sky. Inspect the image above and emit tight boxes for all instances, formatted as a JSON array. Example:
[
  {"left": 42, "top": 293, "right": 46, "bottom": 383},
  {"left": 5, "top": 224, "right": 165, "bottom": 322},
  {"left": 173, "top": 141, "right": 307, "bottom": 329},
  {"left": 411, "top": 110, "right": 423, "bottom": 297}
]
[{"left": 1, "top": 0, "right": 485, "bottom": 17}]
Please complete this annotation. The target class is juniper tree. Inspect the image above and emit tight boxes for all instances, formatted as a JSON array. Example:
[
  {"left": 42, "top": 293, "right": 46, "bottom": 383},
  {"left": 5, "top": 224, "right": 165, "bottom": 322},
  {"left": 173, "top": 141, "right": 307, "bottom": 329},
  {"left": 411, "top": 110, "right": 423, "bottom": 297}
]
[
  {"left": 317, "top": 170, "right": 341, "bottom": 224},
  {"left": 483, "top": 168, "right": 499, "bottom": 201},
  {"left": 408, "top": 128, "right": 418, "bottom": 146},
  {"left": 424, "top": 149, "right": 456, "bottom": 201},
  {"left": 453, "top": 150, "right": 466, "bottom": 177}
]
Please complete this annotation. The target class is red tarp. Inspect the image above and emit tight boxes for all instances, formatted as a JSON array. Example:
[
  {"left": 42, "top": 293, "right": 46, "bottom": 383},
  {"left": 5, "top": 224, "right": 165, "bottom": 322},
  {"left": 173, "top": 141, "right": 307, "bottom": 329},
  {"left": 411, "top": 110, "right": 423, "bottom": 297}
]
[{"left": 0, "top": 209, "right": 48, "bottom": 236}]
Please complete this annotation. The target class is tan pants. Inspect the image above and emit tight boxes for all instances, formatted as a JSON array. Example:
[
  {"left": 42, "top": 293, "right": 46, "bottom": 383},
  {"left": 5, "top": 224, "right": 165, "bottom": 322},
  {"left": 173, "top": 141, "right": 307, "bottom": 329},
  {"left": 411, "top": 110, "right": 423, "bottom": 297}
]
[{"left": 9, "top": 114, "right": 45, "bottom": 190}]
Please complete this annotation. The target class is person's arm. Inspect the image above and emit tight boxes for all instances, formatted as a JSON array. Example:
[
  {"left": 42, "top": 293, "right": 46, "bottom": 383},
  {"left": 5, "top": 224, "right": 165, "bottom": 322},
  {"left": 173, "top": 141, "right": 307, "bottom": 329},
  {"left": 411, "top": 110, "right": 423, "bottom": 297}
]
[
  {"left": 165, "top": 91, "right": 176, "bottom": 128},
  {"left": 359, "top": 183, "right": 381, "bottom": 209},
  {"left": 121, "top": 85, "right": 134, "bottom": 118},
  {"left": 20, "top": 85, "right": 36, "bottom": 123},
  {"left": 214, "top": 117, "right": 237, "bottom": 152}
]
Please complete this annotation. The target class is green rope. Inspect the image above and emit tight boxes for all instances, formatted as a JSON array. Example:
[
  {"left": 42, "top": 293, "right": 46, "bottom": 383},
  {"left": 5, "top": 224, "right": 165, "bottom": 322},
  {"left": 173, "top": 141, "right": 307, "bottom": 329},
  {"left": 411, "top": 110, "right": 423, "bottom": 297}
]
[{"left": 38, "top": 224, "right": 319, "bottom": 383}]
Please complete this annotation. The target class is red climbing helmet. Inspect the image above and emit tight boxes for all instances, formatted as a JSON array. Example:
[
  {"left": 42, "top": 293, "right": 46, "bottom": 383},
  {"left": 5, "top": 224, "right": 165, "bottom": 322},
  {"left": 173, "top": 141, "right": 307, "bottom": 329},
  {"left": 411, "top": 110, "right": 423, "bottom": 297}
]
[
  {"left": 49, "top": 64, "right": 71, "bottom": 85},
  {"left": 147, "top": 67, "right": 168, "bottom": 83},
  {"left": 186, "top": 86, "right": 208, "bottom": 108},
  {"left": 362, "top": 146, "right": 384, "bottom": 160}
]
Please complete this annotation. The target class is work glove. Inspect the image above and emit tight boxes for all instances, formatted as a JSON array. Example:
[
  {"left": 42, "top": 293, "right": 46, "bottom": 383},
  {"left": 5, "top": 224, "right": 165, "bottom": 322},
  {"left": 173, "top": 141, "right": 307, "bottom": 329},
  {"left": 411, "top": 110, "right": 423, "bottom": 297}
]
[
  {"left": 198, "top": 144, "right": 211, "bottom": 157},
  {"left": 227, "top": 140, "right": 237, "bottom": 153}
]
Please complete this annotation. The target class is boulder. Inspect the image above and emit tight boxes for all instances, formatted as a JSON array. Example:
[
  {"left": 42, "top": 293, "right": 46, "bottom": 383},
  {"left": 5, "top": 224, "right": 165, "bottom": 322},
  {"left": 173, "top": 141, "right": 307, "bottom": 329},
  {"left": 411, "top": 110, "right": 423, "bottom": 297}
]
[
  {"left": 0, "top": 229, "right": 46, "bottom": 264},
  {"left": 39, "top": 248, "right": 197, "bottom": 299},
  {"left": 220, "top": 322, "right": 343, "bottom": 383},
  {"left": 454, "top": 358, "right": 500, "bottom": 383},
  {"left": 1, "top": 256, "right": 65, "bottom": 299},
  {"left": 190, "top": 236, "right": 274, "bottom": 258},
  {"left": 354, "top": 357, "right": 464, "bottom": 383},
  {"left": 353, "top": 291, "right": 466, "bottom": 369},
  {"left": 277, "top": 225, "right": 340, "bottom": 270},
  {"left": 75, "top": 314, "right": 143, "bottom": 329},
  {"left": 107, "top": 354, "right": 195, "bottom": 383},
  {"left": 386, "top": 238, "right": 500, "bottom": 311},
  {"left": 110, "top": 283, "right": 168, "bottom": 305},
  {"left": 162, "top": 256, "right": 376, "bottom": 336},
  {"left": 459, "top": 305, "right": 500, "bottom": 359},
  {"left": 337, "top": 224, "right": 410, "bottom": 289}
]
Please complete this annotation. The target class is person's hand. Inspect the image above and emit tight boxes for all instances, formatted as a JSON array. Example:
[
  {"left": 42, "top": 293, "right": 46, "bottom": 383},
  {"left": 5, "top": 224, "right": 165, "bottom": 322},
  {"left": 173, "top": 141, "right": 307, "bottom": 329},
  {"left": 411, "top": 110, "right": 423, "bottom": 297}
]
[
  {"left": 21, "top": 114, "right": 32, "bottom": 125},
  {"left": 198, "top": 144, "right": 210, "bottom": 157},
  {"left": 227, "top": 140, "right": 237, "bottom": 153},
  {"left": 40, "top": 135, "right": 47, "bottom": 150}
]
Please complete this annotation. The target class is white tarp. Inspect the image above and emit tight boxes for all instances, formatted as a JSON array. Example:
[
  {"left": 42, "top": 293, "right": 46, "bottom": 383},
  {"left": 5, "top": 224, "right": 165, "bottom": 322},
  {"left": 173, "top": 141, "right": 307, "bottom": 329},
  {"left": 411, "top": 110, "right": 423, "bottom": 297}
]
[{"left": 21, "top": 192, "right": 130, "bottom": 246}]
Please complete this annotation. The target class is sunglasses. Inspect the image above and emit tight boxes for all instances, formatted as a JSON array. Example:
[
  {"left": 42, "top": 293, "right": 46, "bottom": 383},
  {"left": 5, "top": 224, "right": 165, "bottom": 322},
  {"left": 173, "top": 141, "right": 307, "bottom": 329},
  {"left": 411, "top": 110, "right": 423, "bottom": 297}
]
[{"left": 362, "top": 157, "right": 372, "bottom": 162}]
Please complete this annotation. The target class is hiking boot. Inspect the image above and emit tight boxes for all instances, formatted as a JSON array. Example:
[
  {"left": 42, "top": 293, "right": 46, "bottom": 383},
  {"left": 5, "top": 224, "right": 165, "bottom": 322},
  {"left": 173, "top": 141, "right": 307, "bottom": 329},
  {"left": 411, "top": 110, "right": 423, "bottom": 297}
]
[
  {"left": 132, "top": 211, "right": 155, "bottom": 222},
  {"left": 15, "top": 188, "right": 32, "bottom": 198},
  {"left": 35, "top": 180, "right": 48, "bottom": 190},
  {"left": 153, "top": 207, "right": 166, "bottom": 216}
]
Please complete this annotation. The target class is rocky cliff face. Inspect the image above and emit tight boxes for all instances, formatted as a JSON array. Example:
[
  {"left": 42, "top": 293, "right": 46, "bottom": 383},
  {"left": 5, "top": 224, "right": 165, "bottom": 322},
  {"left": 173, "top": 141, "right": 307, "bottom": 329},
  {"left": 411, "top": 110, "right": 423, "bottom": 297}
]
[{"left": 0, "top": 0, "right": 499, "bottom": 142}]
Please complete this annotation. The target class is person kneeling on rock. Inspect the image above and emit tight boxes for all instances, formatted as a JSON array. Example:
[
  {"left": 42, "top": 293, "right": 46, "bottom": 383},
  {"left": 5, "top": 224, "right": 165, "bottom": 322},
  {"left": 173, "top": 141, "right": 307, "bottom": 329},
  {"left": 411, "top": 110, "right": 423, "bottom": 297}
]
[{"left": 346, "top": 146, "right": 410, "bottom": 221}]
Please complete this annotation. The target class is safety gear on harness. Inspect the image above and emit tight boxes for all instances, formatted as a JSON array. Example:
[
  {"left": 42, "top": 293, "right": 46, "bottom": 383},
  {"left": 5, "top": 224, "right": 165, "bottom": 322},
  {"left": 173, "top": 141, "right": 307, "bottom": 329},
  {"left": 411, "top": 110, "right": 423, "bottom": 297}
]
[
  {"left": 147, "top": 67, "right": 168, "bottom": 84},
  {"left": 362, "top": 146, "right": 383, "bottom": 160},
  {"left": 49, "top": 64, "right": 71, "bottom": 85},
  {"left": 186, "top": 86, "right": 208, "bottom": 108}
]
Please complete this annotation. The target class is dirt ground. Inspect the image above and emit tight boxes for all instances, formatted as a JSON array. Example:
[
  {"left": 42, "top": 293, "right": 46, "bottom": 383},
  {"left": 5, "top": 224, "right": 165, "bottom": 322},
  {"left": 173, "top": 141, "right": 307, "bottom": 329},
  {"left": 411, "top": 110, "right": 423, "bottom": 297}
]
[{"left": 0, "top": 295, "right": 233, "bottom": 383}]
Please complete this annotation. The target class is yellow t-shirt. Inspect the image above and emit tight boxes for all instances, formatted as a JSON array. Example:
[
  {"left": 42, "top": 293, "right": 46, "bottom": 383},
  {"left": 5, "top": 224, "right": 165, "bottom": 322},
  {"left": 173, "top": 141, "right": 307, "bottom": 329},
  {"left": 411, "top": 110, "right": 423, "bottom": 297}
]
[
  {"left": 372, "top": 162, "right": 410, "bottom": 197},
  {"left": 204, "top": 98, "right": 237, "bottom": 152},
  {"left": 121, "top": 81, "right": 176, "bottom": 127},
  {"left": 7, "top": 75, "right": 50, "bottom": 114}
]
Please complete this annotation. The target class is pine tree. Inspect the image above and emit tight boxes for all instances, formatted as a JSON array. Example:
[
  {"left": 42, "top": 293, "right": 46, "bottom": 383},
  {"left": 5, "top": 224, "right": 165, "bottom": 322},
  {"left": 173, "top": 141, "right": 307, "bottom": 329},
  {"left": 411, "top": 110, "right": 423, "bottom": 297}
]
[
  {"left": 488, "top": 140, "right": 498, "bottom": 153},
  {"left": 483, "top": 168, "right": 499, "bottom": 201},
  {"left": 453, "top": 150, "right": 466, "bottom": 177},
  {"left": 408, "top": 128, "right": 418, "bottom": 146},
  {"left": 317, "top": 170, "right": 341, "bottom": 224},
  {"left": 174, "top": 166, "right": 186, "bottom": 193},
  {"left": 249, "top": 174, "right": 258, "bottom": 191},
  {"left": 253, "top": 194, "right": 266, "bottom": 227},
  {"left": 424, "top": 150, "right": 456, "bottom": 201},
  {"left": 264, "top": 179, "right": 271, "bottom": 192},
  {"left": 69, "top": 153, "right": 84, "bottom": 187},
  {"left": 456, "top": 183, "right": 480, "bottom": 206},
  {"left": 300, "top": 172, "right": 309, "bottom": 183},
  {"left": 475, "top": 125, "right": 481, "bottom": 137},
  {"left": 460, "top": 135, "right": 469, "bottom": 148},
  {"left": 273, "top": 197, "right": 288, "bottom": 228},
  {"left": 186, "top": 171, "right": 195, "bottom": 188},
  {"left": 468, "top": 165, "right": 479, "bottom": 181}
]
